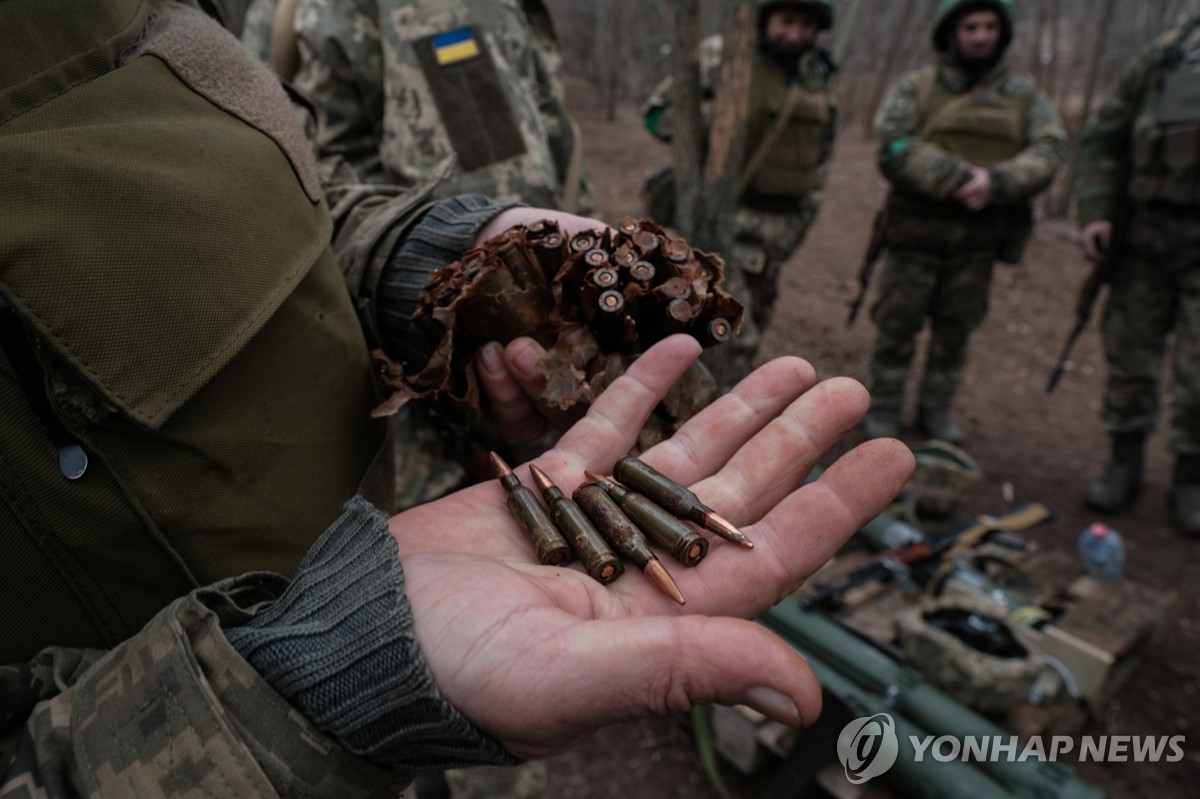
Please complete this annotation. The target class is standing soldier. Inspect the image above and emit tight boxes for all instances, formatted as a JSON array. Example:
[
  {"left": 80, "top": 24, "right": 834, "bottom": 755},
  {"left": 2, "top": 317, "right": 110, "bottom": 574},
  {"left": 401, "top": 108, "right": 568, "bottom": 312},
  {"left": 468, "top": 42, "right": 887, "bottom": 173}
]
[
  {"left": 864, "top": 0, "right": 1066, "bottom": 443},
  {"left": 242, "top": 0, "right": 596, "bottom": 514},
  {"left": 642, "top": 0, "right": 839, "bottom": 390},
  {"left": 1075, "top": 16, "right": 1200, "bottom": 535}
]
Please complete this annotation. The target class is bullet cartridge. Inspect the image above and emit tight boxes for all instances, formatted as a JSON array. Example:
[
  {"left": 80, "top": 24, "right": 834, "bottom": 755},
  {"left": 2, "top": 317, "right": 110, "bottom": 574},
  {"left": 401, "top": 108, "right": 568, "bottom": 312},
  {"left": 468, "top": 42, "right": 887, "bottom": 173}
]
[
  {"left": 528, "top": 465, "right": 623, "bottom": 585},
  {"left": 617, "top": 217, "right": 641, "bottom": 236},
  {"left": 569, "top": 232, "right": 597, "bottom": 253},
  {"left": 587, "top": 471, "right": 707, "bottom": 567},
  {"left": 490, "top": 452, "right": 572, "bottom": 566},
  {"left": 573, "top": 481, "right": 685, "bottom": 604},
  {"left": 612, "top": 456, "right": 753, "bottom": 548},
  {"left": 706, "top": 317, "right": 733, "bottom": 343},
  {"left": 629, "top": 260, "right": 656, "bottom": 285}
]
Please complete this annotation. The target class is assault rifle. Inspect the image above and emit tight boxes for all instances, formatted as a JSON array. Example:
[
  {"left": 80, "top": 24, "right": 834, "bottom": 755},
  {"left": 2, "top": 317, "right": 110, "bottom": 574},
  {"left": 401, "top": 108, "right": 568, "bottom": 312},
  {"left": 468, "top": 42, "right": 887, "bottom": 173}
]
[
  {"left": 1045, "top": 239, "right": 1111, "bottom": 394},
  {"left": 798, "top": 501, "right": 1052, "bottom": 611},
  {"left": 846, "top": 209, "right": 887, "bottom": 327}
]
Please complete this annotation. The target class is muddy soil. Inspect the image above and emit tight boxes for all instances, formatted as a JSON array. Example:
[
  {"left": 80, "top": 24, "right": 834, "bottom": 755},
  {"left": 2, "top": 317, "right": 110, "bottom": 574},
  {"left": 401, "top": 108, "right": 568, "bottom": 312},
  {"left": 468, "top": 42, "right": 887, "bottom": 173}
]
[{"left": 543, "top": 79, "right": 1200, "bottom": 799}]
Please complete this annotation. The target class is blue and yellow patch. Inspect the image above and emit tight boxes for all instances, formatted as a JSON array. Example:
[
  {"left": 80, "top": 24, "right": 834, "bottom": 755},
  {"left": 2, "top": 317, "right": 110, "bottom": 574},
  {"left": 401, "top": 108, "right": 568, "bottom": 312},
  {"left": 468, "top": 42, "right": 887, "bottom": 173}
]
[{"left": 432, "top": 27, "right": 480, "bottom": 66}]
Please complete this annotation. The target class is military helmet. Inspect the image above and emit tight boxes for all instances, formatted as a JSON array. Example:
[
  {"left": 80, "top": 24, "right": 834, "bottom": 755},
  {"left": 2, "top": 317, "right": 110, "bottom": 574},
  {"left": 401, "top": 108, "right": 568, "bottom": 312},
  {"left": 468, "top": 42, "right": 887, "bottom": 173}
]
[
  {"left": 758, "top": 0, "right": 835, "bottom": 32},
  {"left": 933, "top": 0, "right": 1015, "bottom": 52},
  {"left": 904, "top": 440, "right": 983, "bottom": 519},
  {"left": 895, "top": 594, "right": 1043, "bottom": 714}
]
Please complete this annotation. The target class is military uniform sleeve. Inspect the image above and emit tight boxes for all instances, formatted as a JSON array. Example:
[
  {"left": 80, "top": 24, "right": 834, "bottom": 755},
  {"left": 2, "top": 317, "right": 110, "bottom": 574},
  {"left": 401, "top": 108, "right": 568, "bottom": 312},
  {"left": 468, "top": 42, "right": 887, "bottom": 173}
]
[
  {"left": 874, "top": 71, "right": 974, "bottom": 200},
  {"left": 988, "top": 86, "right": 1068, "bottom": 206},
  {"left": 1075, "top": 45, "right": 1159, "bottom": 227},
  {"left": 0, "top": 499, "right": 515, "bottom": 798}
]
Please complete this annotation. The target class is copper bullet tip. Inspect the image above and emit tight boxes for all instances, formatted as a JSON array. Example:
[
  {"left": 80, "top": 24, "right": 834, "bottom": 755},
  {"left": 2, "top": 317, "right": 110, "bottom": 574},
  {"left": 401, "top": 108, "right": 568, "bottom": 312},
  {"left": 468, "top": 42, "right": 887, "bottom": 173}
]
[
  {"left": 643, "top": 558, "right": 686, "bottom": 605},
  {"left": 704, "top": 511, "right": 754, "bottom": 548},
  {"left": 583, "top": 469, "right": 607, "bottom": 485},
  {"left": 489, "top": 451, "right": 513, "bottom": 479},
  {"left": 528, "top": 463, "right": 554, "bottom": 492}
]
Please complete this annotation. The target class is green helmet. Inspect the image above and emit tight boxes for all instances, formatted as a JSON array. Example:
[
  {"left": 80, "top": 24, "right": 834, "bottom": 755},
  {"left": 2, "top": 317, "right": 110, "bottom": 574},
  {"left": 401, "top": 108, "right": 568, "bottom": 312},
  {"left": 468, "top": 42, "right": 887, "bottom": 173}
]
[
  {"left": 932, "top": 0, "right": 1015, "bottom": 52},
  {"left": 758, "top": 0, "right": 835, "bottom": 32}
]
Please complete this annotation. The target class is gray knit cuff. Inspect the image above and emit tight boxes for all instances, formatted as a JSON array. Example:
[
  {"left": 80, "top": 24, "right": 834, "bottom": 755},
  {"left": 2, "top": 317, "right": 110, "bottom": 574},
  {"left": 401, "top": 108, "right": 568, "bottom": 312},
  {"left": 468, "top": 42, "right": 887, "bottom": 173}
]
[
  {"left": 224, "top": 497, "right": 517, "bottom": 774},
  {"left": 377, "top": 194, "right": 518, "bottom": 370}
]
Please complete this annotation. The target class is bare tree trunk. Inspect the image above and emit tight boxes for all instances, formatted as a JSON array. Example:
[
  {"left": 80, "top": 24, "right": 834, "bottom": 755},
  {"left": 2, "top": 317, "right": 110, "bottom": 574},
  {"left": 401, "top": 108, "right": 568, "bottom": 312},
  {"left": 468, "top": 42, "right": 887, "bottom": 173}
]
[
  {"left": 1051, "top": 0, "right": 1116, "bottom": 217},
  {"left": 666, "top": 0, "right": 704, "bottom": 236},
  {"left": 861, "top": 0, "right": 919, "bottom": 134},
  {"left": 1045, "top": 0, "right": 1060, "bottom": 102},
  {"left": 833, "top": 0, "right": 862, "bottom": 65},
  {"left": 694, "top": 0, "right": 755, "bottom": 253}
]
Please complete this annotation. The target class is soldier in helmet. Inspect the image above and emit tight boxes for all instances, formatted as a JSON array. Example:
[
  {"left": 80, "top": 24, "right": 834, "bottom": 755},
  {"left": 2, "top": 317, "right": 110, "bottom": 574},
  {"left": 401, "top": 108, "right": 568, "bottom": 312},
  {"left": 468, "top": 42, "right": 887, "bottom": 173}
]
[
  {"left": 1075, "top": 16, "right": 1200, "bottom": 535},
  {"left": 863, "top": 0, "right": 1066, "bottom": 443},
  {"left": 642, "top": 0, "right": 839, "bottom": 390}
]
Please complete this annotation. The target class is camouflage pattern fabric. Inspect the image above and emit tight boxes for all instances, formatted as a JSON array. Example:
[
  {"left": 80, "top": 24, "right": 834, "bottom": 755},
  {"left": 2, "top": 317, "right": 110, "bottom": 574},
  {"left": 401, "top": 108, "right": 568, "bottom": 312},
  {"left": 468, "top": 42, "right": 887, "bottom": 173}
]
[
  {"left": 873, "top": 56, "right": 1065, "bottom": 256},
  {"left": 868, "top": 248, "right": 996, "bottom": 410},
  {"left": 894, "top": 593, "right": 1042, "bottom": 715},
  {"left": 1100, "top": 253, "right": 1200, "bottom": 455},
  {"left": 643, "top": 35, "right": 837, "bottom": 389},
  {"left": 283, "top": 0, "right": 593, "bottom": 214},
  {"left": 1076, "top": 20, "right": 1200, "bottom": 455},
  {"left": 0, "top": 577, "right": 407, "bottom": 799},
  {"left": 869, "top": 53, "right": 1064, "bottom": 412}
]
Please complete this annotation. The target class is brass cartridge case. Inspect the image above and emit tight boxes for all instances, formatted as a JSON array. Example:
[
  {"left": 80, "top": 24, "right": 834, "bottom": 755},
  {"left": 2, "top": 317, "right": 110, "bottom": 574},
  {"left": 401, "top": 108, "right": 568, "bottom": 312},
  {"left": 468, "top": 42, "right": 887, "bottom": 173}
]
[
  {"left": 491, "top": 453, "right": 572, "bottom": 566},
  {"left": 599, "top": 478, "right": 707, "bottom": 567},
  {"left": 529, "top": 465, "right": 623, "bottom": 584}
]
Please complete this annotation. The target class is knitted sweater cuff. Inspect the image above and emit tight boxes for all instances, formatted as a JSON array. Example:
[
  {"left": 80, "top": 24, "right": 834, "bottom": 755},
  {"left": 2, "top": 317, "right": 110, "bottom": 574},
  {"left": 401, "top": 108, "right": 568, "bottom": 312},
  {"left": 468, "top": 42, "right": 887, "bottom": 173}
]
[
  {"left": 377, "top": 194, "right": 518, "bottom": 370},
  {"left": 224, "top": 497, "right": 517, "bottom": 773}
]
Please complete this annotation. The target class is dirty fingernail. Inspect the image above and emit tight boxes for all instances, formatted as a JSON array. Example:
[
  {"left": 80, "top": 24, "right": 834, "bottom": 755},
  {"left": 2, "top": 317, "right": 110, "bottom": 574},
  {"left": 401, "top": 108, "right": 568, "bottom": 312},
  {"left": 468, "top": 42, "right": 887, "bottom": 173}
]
[
  {"left": 743, "top": 686, "right": 803, "bottom": 727},
  {"left": 479, "top": 343, "right": 505, "bottom": 377},
  {"left": 510, "top": 340, "right": 543, "bottom": 380}
]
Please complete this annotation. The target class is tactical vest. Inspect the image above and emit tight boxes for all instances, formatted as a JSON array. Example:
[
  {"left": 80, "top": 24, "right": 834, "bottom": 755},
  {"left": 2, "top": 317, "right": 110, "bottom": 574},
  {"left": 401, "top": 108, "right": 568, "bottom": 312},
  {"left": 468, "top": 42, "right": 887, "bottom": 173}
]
[
  {"left": 886, "top": 65, "right": 1035, "bottom": 258},
  {"left": 1128, "top": 31, "right": 1200, "bottom": 207},
  {"left": 0, "top": 0, "right": 385, "bottom": 662},
  {"left": 745, "top": 52, "right": 831, "bottom": 200}
]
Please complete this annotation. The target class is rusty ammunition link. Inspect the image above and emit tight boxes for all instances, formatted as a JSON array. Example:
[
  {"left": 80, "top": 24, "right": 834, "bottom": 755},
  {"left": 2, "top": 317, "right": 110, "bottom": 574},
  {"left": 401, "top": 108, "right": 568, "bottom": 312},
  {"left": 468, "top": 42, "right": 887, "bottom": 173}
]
[
  {"left": 590, "top": 267, "right": 620, "bottom": 289},
  {"left": 584, "top": 248, "right": 610, "bottom": 268},
  {"left": 573, "top": 483, "right": 656, "bottom": 568},
  {"left": 569, "top": 233, "right": 596, "bottom": 253},
  {"left": 632, "top": 230, "right": 661, "bottom": 256},
  {"left": 612, "top": 247, "right": 637, "bottom": 268},
  {"left": 629, "top": 261, "right": 656, "bottom": 284},
  {"left": 666, "top": 298, "right": 694, "bottom": 323}
]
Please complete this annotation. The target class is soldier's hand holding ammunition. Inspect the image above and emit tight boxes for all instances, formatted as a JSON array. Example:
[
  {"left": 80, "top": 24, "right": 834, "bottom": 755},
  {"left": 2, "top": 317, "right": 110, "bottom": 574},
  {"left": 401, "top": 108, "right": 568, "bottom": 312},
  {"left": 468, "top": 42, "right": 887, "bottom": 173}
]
[
  {"left": 470, "top": 207, "right": 619, "bottom": 441},
  {"left": 389, "top": 334, "right": 914, "bottom": 759},
  {"left": 1080, "top": 220, "right": 1112, "bottom": 262},
  {"left": 954, "top": 165, "right": 993, "bottom": 211}
]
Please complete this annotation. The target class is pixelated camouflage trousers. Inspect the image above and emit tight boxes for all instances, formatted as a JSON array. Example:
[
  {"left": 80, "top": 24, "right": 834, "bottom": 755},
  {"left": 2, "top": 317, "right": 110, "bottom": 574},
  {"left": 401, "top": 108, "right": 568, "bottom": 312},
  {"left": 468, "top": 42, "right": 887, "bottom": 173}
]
[
  {"left": 868, "top": 248, "right": 996, "bottom": 410},
  {"left": 702, "top": 203, "right": 812, "bottom": 391},
  {"left": 1101, "top": 253, "right": 1200, "bottom": 454}
]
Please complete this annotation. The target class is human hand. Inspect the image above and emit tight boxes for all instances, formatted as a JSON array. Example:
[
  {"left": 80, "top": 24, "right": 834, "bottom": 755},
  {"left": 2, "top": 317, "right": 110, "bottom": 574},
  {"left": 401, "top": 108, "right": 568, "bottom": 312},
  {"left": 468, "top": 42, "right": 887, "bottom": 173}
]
[
  {"left": 1080, "top": 220, "right": 1112, "bottom": 262},
  {"left": 475, "top": 207, "right": 614, "bottom": 246},
  {"left": 954, "top": 166, "right": 993, "bottom": 211},
  {"left": 474, "top": 332, "right": 590, "bottom": 443},
  {"left": 391, "top": 335, "right": 914, "bottom": 759}
]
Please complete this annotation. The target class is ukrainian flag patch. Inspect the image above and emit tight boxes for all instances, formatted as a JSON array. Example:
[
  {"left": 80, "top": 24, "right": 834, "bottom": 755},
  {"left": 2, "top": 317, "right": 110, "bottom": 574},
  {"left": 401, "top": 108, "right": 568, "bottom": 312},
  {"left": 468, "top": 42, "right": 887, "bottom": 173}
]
[{"left": 433, "top": 27, "right": 480, "bottom": 65}]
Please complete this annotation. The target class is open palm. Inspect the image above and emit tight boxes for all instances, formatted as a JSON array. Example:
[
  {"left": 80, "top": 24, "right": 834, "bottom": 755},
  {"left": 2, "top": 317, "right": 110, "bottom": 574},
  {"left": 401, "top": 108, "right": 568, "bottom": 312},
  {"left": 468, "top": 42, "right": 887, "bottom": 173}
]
[{"left": 389, "top": 336, "right": 913, "bottom": 759}]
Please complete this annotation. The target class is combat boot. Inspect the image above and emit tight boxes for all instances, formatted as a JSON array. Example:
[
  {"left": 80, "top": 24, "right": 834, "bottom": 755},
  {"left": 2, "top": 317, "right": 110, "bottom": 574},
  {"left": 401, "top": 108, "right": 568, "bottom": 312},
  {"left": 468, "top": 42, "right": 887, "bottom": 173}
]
[
  {"left": 1172, "top": 455, "right": 1200, "bottom": 537},
  {"left": 864, "top": 407, "right": 900, "bottom": 439},
  {"left": 1085, "top": 432, "right": 1145, "bottom": 511},
  {"left": 917, "top": 406, "right": 963, "bottom": 444}
]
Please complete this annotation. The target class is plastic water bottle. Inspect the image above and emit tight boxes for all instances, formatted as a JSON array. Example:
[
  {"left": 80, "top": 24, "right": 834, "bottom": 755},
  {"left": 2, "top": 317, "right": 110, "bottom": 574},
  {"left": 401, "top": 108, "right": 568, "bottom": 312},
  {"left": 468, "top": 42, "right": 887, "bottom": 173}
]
[{"left": 1078, "top": 522, "right": 1124, "bottom": 579}]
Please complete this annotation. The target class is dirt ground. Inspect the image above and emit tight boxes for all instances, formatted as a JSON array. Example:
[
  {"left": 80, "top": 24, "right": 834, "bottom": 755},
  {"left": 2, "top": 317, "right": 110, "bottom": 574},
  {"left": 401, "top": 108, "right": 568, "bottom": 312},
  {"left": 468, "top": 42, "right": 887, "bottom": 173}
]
[{"left": 541, "top": 79, "right": 1200, "bottom": 799}]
